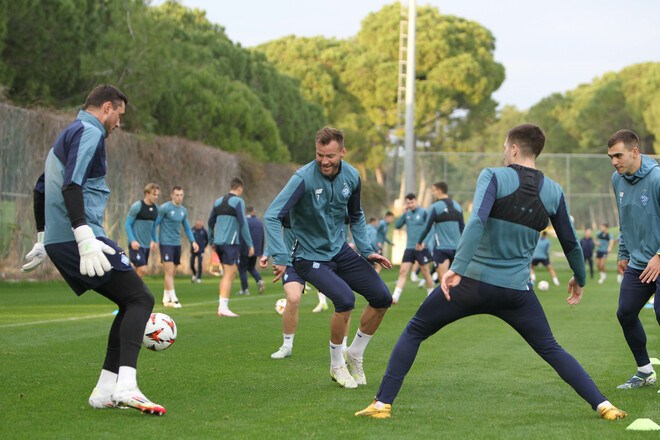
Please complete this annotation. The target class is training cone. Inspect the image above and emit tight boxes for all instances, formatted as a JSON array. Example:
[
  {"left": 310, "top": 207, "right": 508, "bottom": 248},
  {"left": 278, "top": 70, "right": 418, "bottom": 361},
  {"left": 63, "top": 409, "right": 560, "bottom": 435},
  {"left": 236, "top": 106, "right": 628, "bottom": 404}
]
[{"left": 626, "top": 419, "right": 660, "bottom": 431}]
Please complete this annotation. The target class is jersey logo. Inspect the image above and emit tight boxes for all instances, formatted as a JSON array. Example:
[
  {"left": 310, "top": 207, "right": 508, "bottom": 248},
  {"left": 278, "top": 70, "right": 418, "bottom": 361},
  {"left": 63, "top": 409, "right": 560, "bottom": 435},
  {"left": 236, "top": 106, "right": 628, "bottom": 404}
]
[
  {"left": 149, "top": 207, "right": 153, "bottom": 211},
  {"left": 170, "top": 210, "right": 175, "bottom": 216},
  {"left": 312, "top": 262, "right": 320, "bottom": 269},
  {"left": 315, "top": 188, "right": 323, "bottom": 200},
  {"left": 342, "top": 183, "right": 350, "bottom": 198},
  {"left": 641, "top": 189, "right": 648, "bottom": 206},
  {"left": 121, "top": 254, "right": 130, "bottom": 267}
]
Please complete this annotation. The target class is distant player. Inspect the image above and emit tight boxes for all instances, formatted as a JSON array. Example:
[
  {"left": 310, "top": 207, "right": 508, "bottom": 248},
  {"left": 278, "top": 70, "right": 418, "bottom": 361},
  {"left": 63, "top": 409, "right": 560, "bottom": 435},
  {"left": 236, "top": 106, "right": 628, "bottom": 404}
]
[
  {"left": 190, "top": 220, "right": 208, "bottom": 284},
  {"left": 580, "top": 228, "right": 595, "bottom": 279},
  {"left": 237, "top": 205, "right": 265, "bottom": 295},
  {"left": 374, "top": 212, "right": 395, "bottom": 274},
  {"left": 124, "top": 183, "right": 159, "bottom": 278},
  {"left": 607, "top": 129, "right": 660, "bottom": 390},
  {"left": 366, "top": 217, "right": 380, "bottom": 265},
  {"left": 596, "top": 223, "right": 614, "bottom": 284},
  {"left": 357, "top": 123, "right": 626, "bottom": 420},
  {"left": 392, "top": 193, "right": 434, "bottom": 303},
  {"left": 209, "top": 177, "right": 254, "bottom": 317},
  {"left": 21, "top": 85, "right": 165, "bottom": 414},
  {"left": 264, "top": 126, "right": 392, "bottom": 389},
  {"left": 416, "top": 181, "right": 464, "bottom": 284},
  {"left": 530, "top": 231, "right": 560, "bottom": 286},
  {"left": 155, "top": 186, "right": 198, "bottom": 308}
]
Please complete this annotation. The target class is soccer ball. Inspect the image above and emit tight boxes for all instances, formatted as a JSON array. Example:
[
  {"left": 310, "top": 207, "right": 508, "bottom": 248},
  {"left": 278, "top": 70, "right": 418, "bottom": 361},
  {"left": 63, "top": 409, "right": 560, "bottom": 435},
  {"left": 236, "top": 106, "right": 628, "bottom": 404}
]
[
  {"left": 275, "top": 298, "right": 287, "bottom": 315},
  {"left": 537, "top": 280, "right": 550, "bottom": 291},
  {"left": 143, "top": 313, "right": 177, "bottom": 351}
]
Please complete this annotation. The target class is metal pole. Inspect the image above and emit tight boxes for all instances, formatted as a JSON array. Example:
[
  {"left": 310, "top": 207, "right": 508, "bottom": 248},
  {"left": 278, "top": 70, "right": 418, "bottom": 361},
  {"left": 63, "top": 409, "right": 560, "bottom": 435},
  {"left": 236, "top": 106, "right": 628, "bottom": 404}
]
[{"left": 404, "top": 0, "right": 416, "bottom": 195}]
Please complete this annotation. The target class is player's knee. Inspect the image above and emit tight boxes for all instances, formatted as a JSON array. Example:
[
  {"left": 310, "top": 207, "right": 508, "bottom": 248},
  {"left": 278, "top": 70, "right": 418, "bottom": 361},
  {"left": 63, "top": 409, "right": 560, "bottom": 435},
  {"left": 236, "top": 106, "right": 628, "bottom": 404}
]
[
  {"left": 368, "top": 288, "right": 393, "bottom": 309},
  {"left": 332, "top": 297, "right": 355, "bottom": 313},
  {"left": 616, "top": 307, "right": 637, "bottom": 326}
]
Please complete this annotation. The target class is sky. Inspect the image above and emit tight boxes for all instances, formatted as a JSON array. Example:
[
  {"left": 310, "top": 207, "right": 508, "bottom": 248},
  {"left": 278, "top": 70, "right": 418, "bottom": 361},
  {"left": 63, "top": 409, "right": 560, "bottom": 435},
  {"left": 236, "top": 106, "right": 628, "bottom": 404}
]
[{"left": 154, "top": 0, "right": 660, "bottom": 110}]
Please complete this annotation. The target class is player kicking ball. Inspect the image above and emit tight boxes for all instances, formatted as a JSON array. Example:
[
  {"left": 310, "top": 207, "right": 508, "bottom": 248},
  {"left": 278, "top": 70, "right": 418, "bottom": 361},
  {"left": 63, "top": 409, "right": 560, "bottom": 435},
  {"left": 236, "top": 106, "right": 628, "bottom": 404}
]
[{"left": 22, "top": 85, "right": 165, "bottom": 415}]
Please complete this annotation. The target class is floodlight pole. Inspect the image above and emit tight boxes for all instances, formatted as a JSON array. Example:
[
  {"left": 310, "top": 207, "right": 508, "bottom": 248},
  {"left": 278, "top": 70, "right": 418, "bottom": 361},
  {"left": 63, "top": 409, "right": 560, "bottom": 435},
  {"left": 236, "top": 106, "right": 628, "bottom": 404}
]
[{"left": 403, "top": 0, "right": 416, "bottom": 195}]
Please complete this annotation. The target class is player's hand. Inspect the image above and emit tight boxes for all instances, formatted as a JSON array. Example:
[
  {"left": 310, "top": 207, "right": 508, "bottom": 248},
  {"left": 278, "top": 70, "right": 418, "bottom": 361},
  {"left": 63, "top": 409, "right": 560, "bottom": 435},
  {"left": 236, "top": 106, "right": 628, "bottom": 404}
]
[
  {"left": 130, "top": 240, "right": 140, "bottom": 251},
  {"left": 272, "top": 264, "right": 286, "bottom": 282},
  {"left": 441, "top": 270, "right": 461, "bottom": 301},
  {"left": 74, "top": 225, "right": 115, "bottom": 277},
  {"left": 21, "top": 232, "right": 46, "bottom": 272},
  {"left": 639, "top": 254, "right": 660, "bottom": 283},
  {"left": 259, "top": 256, "right": 269, "bottom": 269},
  {"left": 618, "top": 259, "right": 629, "bottom": 275},
  {"left": 566, "top": 277, "right": 583, "bottom": 305},
  {"left": 149, "top": 241, "right": 158, "bottom": 253},
  {"left": 248, "top": 246, "right": 254, "bottom": 257},
  {"left": 192, "top": 242, "right": 199, "bottom": 253},
  {"left": 367, "top": 253, "right": 392, "bottom": 269},
  {"left": 415, "top": 243, "right": 425, "bottom": 251}
]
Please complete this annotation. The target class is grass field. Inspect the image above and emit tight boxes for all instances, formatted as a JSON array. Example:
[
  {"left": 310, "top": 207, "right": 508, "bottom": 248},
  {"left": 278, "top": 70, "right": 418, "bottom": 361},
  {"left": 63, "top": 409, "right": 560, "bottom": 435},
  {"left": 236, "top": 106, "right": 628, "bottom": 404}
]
[{"left": 1, "top": 266, "right": 658, "bottom": 439}]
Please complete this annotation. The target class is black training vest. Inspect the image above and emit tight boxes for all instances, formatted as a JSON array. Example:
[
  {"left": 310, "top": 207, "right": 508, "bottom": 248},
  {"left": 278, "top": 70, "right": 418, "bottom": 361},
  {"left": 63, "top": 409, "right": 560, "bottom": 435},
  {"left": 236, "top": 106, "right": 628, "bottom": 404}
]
[
  {"left": 214, "top": 193, "right": 237, "bottom": 217},
  {"left": 489, "top": 164, "right": 549, "bottom": 231},
  {"left": 136, "top": 200, "right": 158, "bottom": 221},
  {"left": 434, "top": 197, "right": 462, "bottom": 224}
]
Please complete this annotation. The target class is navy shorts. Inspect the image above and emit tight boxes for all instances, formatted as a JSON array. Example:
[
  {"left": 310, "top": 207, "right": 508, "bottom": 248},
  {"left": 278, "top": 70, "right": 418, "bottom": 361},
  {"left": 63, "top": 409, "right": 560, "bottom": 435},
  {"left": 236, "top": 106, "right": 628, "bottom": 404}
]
[
  {"left": 45, "top": 238, "right": 133, "bottom": 296},
  {"left": 282, "top": 265, "right": 306, "bottom": 287},
  {"left": 215, "top": 244, "right": 240, "bottom": 265},
  {"left": 160, "top": 244, "right": 181, "bottom": 264},
  {"left": 433, "top": 249, "right": 456, "bottom": 265},
  {"left": 293, "top": 243, "right": 392, "bottom": 313},
  {"left": 402, "top": 248, "right": 432, "bottom": 265},
  {"left": 531, "top": 258, "right": 550, "bottom": 267},
  {"left": 129, "top": 246, "right": 150, "bottom": 267},
  {"left": 596, "top": 251, "right": 608, "bottom": 259}
]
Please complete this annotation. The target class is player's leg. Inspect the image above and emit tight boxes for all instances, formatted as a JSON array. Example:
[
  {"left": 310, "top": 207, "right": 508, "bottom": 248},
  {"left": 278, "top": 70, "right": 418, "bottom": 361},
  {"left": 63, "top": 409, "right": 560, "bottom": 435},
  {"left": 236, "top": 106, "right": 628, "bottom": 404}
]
[
  {"left": 271, "top": 277, "right": 304, "bottom": 359},
  {"left": 418, "top": 262, "right": 434, "bottom": 294},
  {"left": 293, "top": 258, "right": 357, "bottom": 388},
  {"left": 218, "top": 246, "right": 241, "bottom": 316},
  {"left": 237, "top": 255, "right": 249, "bottom": 295},
  {"left": 166, "top": 247, "right": 183, "bottom": 307},
  {"left": 546, "top": 263, "right": 560, "bottom": 286},
  {"left": 530, "top": 263, "right": 536, "bottom": 282},
  {"left": 616, "top": 266, "right": 657, "bottom": 388},
  {"left": 313, "top": 290, "right": 328, "bottom": 312},
  {"left": 393, "top": 254, "right": 414, "bottom": 304},
  {"left": 162, "top": 261, "right": 175, "bottom": 306},
  {"left": 195, "top": 252, "right": 203, "bottom": 282},
  {"left": 494, "top": 286, "right": 624, "bottom": 418},
  {"left": 248, "top": 256, "right": 264, "bottom": 293},
  {"left": 189, "top": 251, "right": 197, "bottom": 282},
  {"left": 586, "top": 257, "right": 594, "bottom": 279},
  {"left": 597, "top": 254, "right": 607, "bottom": 284},
  {"left": 94, "top": 270, "right": 165, "bottom": 415}
]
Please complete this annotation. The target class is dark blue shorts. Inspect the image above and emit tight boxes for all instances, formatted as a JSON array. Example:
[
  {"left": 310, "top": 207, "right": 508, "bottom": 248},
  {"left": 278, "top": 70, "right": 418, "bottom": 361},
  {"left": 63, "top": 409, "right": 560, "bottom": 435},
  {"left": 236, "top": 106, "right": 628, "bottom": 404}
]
[
  {"left": 293, "top": 243, "right": 392, "bottom": 313},
  {"left": 129, "top": 246, "right": 150, "bottom": 267},
  {"left": 433, "top": 249, "right": 456, "bottom": 265},
  {"left": 531, "top": 258, "right": 550, "bottom": 267},
  {"left": 596, "top": 251, "right": 608, "bottom": 259},
  {"left": 160, "top": 244, "right": 181, "bottom": 265},
  {"left": 282, "top": 265, "right": 305, "bottom": 286},
  {"left": 45, "top": 238, "right": 133, "bottom": 296},
  {"left": 215, "top": 244, "right": 240, "bottom": 265},
  {"left": 402, "top": 248, "right": 432, "bottom": 265}
]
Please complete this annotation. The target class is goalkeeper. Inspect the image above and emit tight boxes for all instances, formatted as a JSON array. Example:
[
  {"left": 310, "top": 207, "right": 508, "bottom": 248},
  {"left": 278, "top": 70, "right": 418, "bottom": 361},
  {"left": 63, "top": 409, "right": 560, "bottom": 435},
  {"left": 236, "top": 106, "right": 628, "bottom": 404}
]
[{"left": 21, "top": 85, "right": 165, "bottom": 415}]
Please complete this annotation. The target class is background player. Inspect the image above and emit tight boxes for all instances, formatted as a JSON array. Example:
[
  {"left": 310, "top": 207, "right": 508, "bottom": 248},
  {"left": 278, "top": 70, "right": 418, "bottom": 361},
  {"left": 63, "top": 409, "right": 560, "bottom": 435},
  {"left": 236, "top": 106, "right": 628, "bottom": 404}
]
[
  {"left": 375, "top": 212, "right": 395, "bottom": 274},
  {"left": 190, "top": 220, "right": 208, "bottom": 283},
  {"left": 125, "top": 182, "right": 159, "bottom": 278},
  {"left": 596, "top": 223, "right": 614, "bottom": 284},
  {"left": 237, "top": 205, "right": 265, "bottom": 295},
  {"left": 530, "top": 231, "right": 560, "bottom": 286},
  {"left": 155, "top": 186, "right": 198, "bottom": 307},
  {"left": 580, "top": 228, "right": 595, "bottom": 280}
]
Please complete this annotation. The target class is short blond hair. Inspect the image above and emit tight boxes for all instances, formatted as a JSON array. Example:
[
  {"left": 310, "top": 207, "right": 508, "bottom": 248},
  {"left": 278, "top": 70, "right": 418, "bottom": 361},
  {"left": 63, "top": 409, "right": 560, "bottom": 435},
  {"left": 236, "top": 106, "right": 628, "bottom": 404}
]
[{"left": 144, "top": 182, "right": 159, "bottom": 194}]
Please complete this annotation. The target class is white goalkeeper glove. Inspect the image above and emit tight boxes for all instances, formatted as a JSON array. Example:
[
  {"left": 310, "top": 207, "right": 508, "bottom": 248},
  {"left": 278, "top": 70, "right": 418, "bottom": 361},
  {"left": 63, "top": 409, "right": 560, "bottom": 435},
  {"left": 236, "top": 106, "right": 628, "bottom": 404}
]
[
  {"left": 73, "top": 225, "right": 116, "bottom": 277},
  {"left": 21, "top": 231, "right": 46, "bottom": 272}
]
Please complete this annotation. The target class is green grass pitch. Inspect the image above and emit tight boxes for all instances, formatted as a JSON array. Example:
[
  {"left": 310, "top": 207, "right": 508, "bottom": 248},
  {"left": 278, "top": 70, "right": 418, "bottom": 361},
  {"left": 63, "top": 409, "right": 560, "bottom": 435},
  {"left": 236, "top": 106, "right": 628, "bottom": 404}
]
[{"left": 1, "top": 267, "right": 658, "bottom": 439}]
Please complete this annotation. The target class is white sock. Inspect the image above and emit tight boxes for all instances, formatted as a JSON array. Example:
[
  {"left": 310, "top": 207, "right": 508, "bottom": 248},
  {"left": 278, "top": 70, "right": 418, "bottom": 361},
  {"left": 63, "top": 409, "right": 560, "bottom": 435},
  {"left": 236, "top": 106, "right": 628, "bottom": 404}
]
[
  {"left": 330, "top": 341, "right": 344, "bottom": 367},
  {"left": 427, "top": 287, "right": 434, "bottom": 296},
  {"left": 283, "top": 333, "right": 295, "bottom": 349},
  {"left": 374, "top": 400, "right": 386, "bottom": 409},
  {"left": 596, "top": 400, "right": 612, "bottom": 411},
  {"left": 553, "top": 277, "right": 559, "bottom": 285},
  {"left": 600, "top": 271, "right": 606, "bottom": 278},
  {"left": 342, "top": 336, "right": 348, "bottom": 352},
  {"left": 170, "top": 290, "right": 179, "bottom": 302},
  {"left": 638, "top": 363, "right": 654, "bottom": 374},
  {"left": 116, "top": 366, "right": 137, "bottom": 390},
  {"left": 347, "top": 329, "right": 372, "bottom": 359},
  {"left": 163, "top": 290, "right": 171, "bottom": 303},
  {"left": 219, "top": 298, "right": 229, "bottom": 311},
  {"left": 530, "top": 273, "right": 536, "bottom": 282},
  {"left": 317, "top": 291, "right": 327, "bottom": 305},
  {"left": 393, "top": 287, "right": 403, "bottom": 302},
  {"left": 95, "top": 369, "right": 117, "bottom": 394}
]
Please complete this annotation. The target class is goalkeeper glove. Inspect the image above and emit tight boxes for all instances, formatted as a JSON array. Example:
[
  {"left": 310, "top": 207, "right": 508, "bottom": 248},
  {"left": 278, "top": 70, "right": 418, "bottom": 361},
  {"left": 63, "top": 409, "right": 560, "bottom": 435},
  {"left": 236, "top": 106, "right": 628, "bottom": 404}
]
[
  {"left": 73, "top": 225, "right": 116, "bottom": 277},
  {"left": 21, "top": 231, "right": 46, "bottom": 272}
]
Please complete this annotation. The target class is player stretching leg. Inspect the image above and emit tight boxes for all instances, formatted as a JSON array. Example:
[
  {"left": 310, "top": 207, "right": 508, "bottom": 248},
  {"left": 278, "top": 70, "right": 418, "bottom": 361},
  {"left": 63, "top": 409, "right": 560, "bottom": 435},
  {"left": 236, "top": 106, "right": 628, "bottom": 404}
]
[{"left": 22, "top": 85, "right": 165, "bottom": 414}]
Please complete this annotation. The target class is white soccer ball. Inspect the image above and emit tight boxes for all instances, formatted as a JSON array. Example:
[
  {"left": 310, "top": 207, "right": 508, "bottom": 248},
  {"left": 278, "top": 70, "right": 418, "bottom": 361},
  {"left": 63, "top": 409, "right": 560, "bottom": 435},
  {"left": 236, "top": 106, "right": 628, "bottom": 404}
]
[
  {"left": 143, "top": 313, "right": 177, "bottom": 351},
  {"left": 537, "top": 280, "right": 550, "bottom": 291},
  {"left": 275, "top": 298, "right": 287, "bottom": 315}
]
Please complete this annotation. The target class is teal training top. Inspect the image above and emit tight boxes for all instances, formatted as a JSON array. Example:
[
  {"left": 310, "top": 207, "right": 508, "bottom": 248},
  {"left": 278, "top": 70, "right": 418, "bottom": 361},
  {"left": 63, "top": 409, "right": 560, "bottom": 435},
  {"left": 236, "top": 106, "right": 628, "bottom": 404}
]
[
  {"left": 376, "top": 219, "right": 392, "bottom": 246},
  {"left": 395, "top": 207, "right": 431, "bottom": 249},
  {"left": 532, "top": 237, "right": 551, "bottom": 260},
  {"left": 125, "top": 200, "right": 158, "bottom": 247},
  {"left": 208, "top": 194, "right": 253, "bottom": 247},
  {"left": 155, "top": 201, "right": 195, "bottom": 246},
  {"left": 613, "top": 154, "right": 660, "bottom": 270},
  {"left": 417, "top": 198, "right": 464, "bottom": 250},
  {"left": 451, "top": 165, "right": 585, "bottom": 290},
  {"left": 264, "top": 160, "right": 375, "bottom": 266}
]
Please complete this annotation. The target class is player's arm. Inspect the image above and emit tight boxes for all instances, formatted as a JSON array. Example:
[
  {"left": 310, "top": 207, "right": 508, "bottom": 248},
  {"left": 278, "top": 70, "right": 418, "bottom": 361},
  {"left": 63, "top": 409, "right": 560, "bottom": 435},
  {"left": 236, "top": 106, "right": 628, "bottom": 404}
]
[
  {"left": 548, "top": 189, "right": 586, "bottom": 288},
  {"left": 458, "top": 204, "right": 466, "bottom": 234},
  {"left": 451, "top": 169, "right": 497, "bottom": 277},
  {"left": 22, "top": 174, "right": 47, "bottom": 272},
  {"left": 125, "top": 203, "right": 140, "bottom": 250},
  {"left": 264, "top": 174, "right": 305, "bottom": 267},
  {"left": 394, "top": 213, "right": 406, "bottom": 229},
  {"left": 416, "top": 206, "right": 436, "bottom": 249},
  {"left": 235, "top": 199, "right": 254, "bottom": 256},
  {"left": 181, "top": 215, "right": 198, "bottom": 253},
  {"left": 347, "top": 178, "right": 378, "bottom": 258}
]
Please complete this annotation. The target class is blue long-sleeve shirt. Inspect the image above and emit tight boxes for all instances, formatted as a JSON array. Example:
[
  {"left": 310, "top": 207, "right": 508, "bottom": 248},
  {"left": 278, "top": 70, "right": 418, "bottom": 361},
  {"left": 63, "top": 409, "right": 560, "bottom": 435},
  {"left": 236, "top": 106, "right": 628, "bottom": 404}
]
[
  {"left": 239, "top": 216, "right": 265, "bottom": 256},
  {"left": 417, "top": 198, "right": 464, "bottom": 250},
  {"left": 395, "top": 207, "right": 430, "bottom": 249},
  {"left": 125, "top": 200, "right": 158, "bottom": 247},
  {"left": 376, "top": 219, "right": 392, "bottom": 247},
  {"left": 580, "top": 237, "right": 594, "bottom": 259},
  {"left": 613, "top": 154, "right": 660, "bottom": 270},
  {"left": 451, "top": 165, "right": 585, "bottom": 290},
  {"left": 208, "top": 193, "right": 253, "bottom": 248},
  {"left": 192, "top": 227, "right": 208, "bottom": 252},
  {"left": 532, "top": 237, "right": 551, "bottom": 260},
  {"left": 263, "top": 160, "right": 375, "bottom": 266},
  {"left": 155, "top": 201, "right": 195, "bottom": 246}
]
